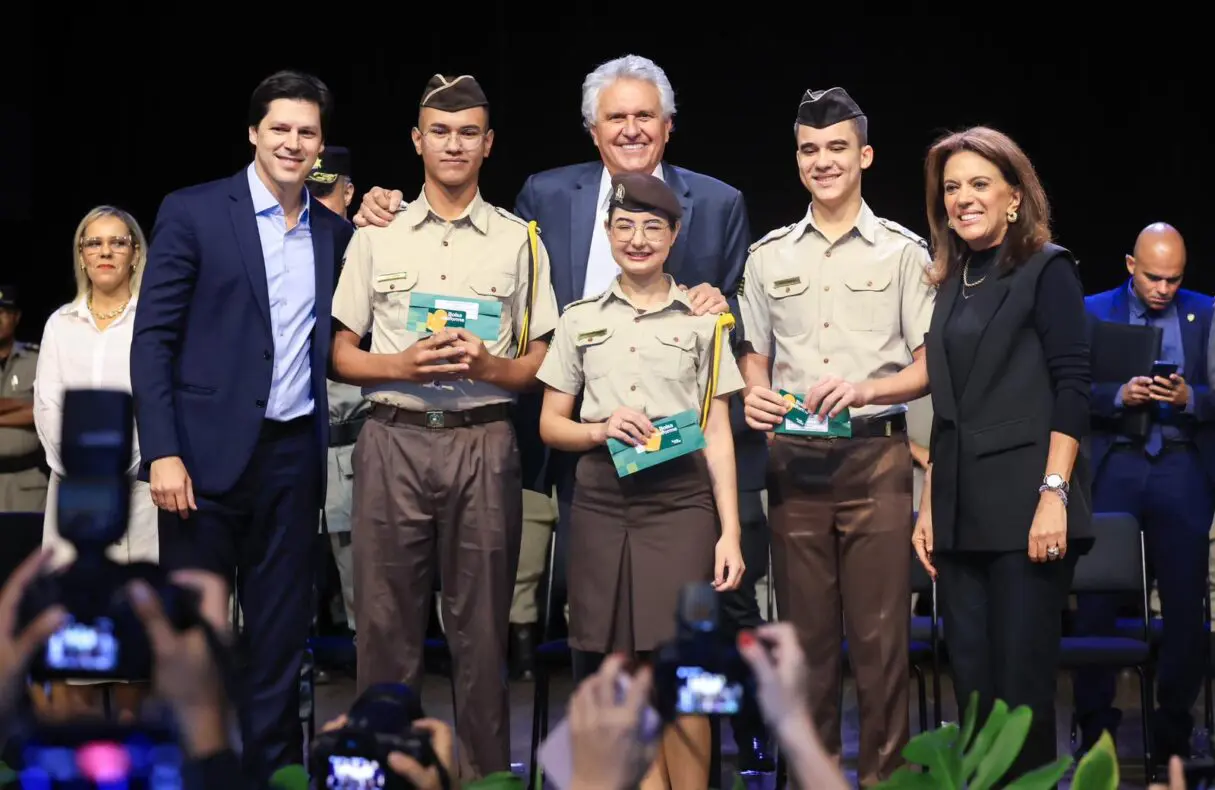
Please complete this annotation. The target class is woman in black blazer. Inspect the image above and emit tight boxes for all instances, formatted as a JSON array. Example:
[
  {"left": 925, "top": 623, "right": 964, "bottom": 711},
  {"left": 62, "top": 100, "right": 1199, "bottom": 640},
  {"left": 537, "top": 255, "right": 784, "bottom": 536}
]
[{"left": 914, "top": 127, "right": 1093, "bottom": 780}]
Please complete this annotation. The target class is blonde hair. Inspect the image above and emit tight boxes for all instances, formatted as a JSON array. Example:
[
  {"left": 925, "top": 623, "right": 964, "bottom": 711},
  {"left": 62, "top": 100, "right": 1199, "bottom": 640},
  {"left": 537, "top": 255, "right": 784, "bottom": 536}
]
[{"left": 72, "top": 206, "right": 148, "bottom": 302}]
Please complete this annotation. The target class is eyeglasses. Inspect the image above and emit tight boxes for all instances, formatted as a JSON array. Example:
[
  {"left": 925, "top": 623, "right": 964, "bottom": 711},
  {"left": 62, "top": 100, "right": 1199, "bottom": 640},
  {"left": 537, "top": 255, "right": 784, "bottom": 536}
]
[
  {"left": 609, "top": 221, "right": 671, "bottom": 243},
  {"left": 419, "top": 128, "right": 486, "bottom": 150},
  {"left": 80, "top": 236, "right": 134, "bottom": 254}
]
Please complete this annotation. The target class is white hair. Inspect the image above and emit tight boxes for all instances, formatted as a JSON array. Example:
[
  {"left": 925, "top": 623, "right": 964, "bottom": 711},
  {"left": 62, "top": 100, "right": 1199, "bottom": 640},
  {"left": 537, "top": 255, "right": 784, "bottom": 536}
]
[{"left": 580, "top": 54, "right": 676, "bottom": 131}]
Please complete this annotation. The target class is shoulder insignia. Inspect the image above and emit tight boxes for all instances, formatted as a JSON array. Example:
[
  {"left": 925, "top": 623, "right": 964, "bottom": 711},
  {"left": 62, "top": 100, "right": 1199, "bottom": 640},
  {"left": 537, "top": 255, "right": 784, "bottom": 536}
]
[
  {"left": 562, "top": 294, "right": 602, "bottom": 312},
  {"left": 492, "top": 205, "right": 531, "bottom": 229},
  {"left": 748, "top": 223, "right": 797, "bottom": 255},
  {"left": 736, "top": 276, "right": 745, "bottom": 299},
  {"left": 875, "top": 217, "right": 929, "bottom": 249}
]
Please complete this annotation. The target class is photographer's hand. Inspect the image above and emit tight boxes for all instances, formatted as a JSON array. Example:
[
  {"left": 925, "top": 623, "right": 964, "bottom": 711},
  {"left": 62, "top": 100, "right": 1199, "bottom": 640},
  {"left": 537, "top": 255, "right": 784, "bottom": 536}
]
[
  {"left": 569, "top": 654, "right": 657, "bottom": 790},
  {"left": 127, "top": 571, "right": 230, "bottom": 759},
  {"left": 387, "top": 718, "right": 457, "bottom": 790},
  {"left": 0, "top": 549, "right": 66, "bottom": 723}
]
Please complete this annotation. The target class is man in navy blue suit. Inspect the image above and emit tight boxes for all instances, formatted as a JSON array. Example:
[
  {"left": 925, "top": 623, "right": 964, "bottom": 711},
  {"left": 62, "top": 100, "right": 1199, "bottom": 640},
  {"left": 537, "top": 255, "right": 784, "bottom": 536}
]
[
  {"left": 352, "top": 54, "right": 774, "bottom": 769},
  {"left": 130, "top": 70, "right": 354, "bottom": 783},
  {"left": 1073, "top": 222, "right": 1215, "bottom": 765}
]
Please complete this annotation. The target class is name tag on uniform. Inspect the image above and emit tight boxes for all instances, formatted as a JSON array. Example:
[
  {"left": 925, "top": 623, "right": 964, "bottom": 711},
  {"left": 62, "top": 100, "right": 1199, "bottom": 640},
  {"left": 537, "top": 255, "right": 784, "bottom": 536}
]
[
  {"left": 773, "top": 276, "right": 802, "bottom": 288},
  {"left": 407, "top": 293, "right": 501, "bottom": 342},
  {"left": 578, "top": 328, "right": 608, "bottom": 343},
  {"left": 606, "top": 409, "right": 706, "bottom": 477},
  {"left": 774, "top": 390, "right": 852, "bottom": 437}
]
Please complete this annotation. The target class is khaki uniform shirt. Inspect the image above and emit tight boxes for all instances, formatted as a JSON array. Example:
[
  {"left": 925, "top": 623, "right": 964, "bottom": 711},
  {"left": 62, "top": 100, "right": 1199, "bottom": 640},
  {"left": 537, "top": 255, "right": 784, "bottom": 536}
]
[
  {"left": 332, "top": 188, "right": 560, "bottom": 412},
  {"left": 0, "top": 342, "right": 41, "bottom": 460},
  {"left": 538, "top": 276, "right": 747, "bottom": 423},
  {"left": 739, "top": 200, "right": 935, "bottom": 419}
]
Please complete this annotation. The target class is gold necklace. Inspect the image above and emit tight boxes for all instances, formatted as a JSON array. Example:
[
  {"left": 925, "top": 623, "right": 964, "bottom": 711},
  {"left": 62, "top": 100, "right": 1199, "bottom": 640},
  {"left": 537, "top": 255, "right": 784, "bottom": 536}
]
[
  {"left": 88, "top": 295, "right": 129, "bottom": 320},
  {"left": 961, "top": 260, "right": 988, "bottom": 299}
]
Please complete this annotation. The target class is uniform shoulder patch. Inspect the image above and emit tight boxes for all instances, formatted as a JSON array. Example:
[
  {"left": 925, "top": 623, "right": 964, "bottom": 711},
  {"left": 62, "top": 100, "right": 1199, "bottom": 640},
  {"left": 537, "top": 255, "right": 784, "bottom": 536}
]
[
  {"left": 876, "top": 217, "right": 929, "bottom": 249},
  {"left": 748, "top": 223, "right": 797, "bottom": 255}
]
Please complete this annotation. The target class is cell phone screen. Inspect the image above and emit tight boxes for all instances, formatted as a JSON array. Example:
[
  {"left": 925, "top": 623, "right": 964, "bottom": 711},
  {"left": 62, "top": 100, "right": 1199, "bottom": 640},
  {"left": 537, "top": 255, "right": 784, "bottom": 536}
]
[{"left": 20, "top": 723, "right": 182, "bottom": 788}]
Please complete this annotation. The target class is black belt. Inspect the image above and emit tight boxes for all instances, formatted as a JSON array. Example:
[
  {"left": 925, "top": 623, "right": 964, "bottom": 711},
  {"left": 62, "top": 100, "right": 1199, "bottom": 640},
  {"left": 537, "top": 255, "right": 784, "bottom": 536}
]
[
  {"left": 849, "top": 412, "right": 907, "bottom": 438},
  {"left": 329, "top": 417, "right": 367, "bottom": 447},
  {"left": 0, "top": 449, "right": 42, "bottom": 474},
  {"left": 370, "top": 402, "right": 511, "bottom": 429}
]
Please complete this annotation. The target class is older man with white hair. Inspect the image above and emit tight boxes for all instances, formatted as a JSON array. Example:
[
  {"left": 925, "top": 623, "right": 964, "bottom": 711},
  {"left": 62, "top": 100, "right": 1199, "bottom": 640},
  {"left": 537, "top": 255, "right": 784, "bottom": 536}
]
[{"left": 353, "top": 55, "right": 772, "bottom": 770}]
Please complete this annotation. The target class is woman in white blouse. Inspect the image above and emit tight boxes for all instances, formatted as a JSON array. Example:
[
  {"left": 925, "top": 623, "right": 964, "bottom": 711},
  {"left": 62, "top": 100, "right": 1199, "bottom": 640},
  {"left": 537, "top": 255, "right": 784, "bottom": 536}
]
[{"left": 33, "top": 205, "right": 159, "bottom": 720}]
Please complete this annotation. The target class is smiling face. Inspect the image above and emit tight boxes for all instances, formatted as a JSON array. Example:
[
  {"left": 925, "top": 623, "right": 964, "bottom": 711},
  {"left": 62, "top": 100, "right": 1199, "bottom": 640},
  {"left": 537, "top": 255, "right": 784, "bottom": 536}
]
[
  {"left": 589, "top": 78, "right": 671, "bottom": 177},
  {"left": 247, "top": 98, "right": 324, "bottom": 192},
  {"left": 79, "top": 214, "right": 136, "bottom": 293},
  {"left": 942, "top": 150, "right": 1022, "bottom": 251},
  {"left": 606, "top": 207, "right": 679, "bottom": 278},
  {"left": 412, "top": 106, "right": 493, "bottom": 189},
  {"left": 795, "top": 119, "right": 872, "bottom": 207}
]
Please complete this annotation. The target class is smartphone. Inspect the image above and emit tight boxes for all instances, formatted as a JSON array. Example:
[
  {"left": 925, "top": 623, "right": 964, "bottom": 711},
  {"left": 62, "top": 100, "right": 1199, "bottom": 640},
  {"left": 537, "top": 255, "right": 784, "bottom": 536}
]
[
  {"left": 1150, "top": 360, "right": 1179, "bottom": 378},
  {"left": 18, "top": 721, "right": 183, "bottom": 788}
]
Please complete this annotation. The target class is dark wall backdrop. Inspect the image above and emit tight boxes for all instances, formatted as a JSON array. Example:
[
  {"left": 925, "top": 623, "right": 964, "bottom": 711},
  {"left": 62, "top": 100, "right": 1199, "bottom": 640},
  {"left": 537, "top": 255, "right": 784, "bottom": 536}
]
[{"left": 15, "top": 12, "right": 1207, "bottom": 345}]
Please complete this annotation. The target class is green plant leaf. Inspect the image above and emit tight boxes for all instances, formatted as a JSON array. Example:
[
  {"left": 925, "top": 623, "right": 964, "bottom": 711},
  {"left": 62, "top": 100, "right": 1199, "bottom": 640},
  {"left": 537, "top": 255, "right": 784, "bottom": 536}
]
[
  {"left": 268, "top": 764, "right": 310, "bottom": 790},
  {"left": 1003, "top": 756, "right": 1074, "bottom": 790},
  {"left": 962, "top": 699, "right": 1009, "bottom": 782},
  {"left": 466, "top": 770, "right": 526, "bottom": 790},
  {"left": 875, "top": 765, "right": 940, "bottom": 788},
  {"left": 955, "top": 690, "right": 981, "bottom": 757},
  {"left": 1070, "top": 730, "right": 1119, "bottom": 790},
  {"left": 971, "top": 705, "right": 1033, "bottom": 790},
  {"left": 900, "top": 723, "right": 961, "bottom": 788}
]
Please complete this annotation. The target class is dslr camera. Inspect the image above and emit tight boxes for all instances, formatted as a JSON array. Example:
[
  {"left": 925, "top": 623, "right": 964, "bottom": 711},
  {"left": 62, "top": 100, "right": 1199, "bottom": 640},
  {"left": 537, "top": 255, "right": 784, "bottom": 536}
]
[
  {"left": 311, "top": 682, "right": 443, "bottom": 790},
  {"left": 17, "top": 389, "right": 201, "bottom": 682},
  {"left": 650, "top": 582, "right": 759, "bottom": 722}
]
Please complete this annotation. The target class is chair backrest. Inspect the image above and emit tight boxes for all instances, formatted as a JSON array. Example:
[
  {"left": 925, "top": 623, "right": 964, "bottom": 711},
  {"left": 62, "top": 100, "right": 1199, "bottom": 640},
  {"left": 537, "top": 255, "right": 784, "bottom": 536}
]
[
  {"left": 1071, "top": 512, "right": 1143, "bottom": 593},
  {"left": 0, "top": 511, "right": 45, "bottom": 586}
]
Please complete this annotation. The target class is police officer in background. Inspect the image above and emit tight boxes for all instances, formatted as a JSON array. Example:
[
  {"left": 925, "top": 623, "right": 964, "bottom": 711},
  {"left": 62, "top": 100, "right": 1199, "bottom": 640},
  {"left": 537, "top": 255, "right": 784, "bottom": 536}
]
[
  {"left": 306, "top": 147, "right": 364, "bottom": 645},
  {"left": 0, "top": 285, "right": 47, "bottom": 513}
]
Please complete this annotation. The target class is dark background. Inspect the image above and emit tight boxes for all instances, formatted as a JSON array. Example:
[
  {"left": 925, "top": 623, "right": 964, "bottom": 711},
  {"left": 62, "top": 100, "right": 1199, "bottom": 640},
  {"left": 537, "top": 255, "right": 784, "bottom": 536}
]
[{"left": 8, "top": 13, "right": 1207, "bottom": 344}]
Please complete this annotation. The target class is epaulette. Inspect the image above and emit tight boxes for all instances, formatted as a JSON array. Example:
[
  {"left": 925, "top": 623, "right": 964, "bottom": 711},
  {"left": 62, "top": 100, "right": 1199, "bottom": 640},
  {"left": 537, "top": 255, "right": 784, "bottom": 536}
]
[
  {"left": 493, "top": 205, "right": 533, "bottom": 229},
  {"left": 562, "top": 293, "right": 602, "bottom": 312},
  {"left": 876, "top": 217, "right": 929, "bottom": 249},
  {"left": 748, "top": 223, "right": 797, "bottom": 255}
]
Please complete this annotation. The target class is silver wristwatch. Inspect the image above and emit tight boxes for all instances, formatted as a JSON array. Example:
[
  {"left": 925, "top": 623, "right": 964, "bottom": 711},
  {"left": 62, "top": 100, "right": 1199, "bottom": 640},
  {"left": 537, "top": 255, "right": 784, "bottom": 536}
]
[{"left": 1039, "top": 473, "right": 1069, "bottom": 506}]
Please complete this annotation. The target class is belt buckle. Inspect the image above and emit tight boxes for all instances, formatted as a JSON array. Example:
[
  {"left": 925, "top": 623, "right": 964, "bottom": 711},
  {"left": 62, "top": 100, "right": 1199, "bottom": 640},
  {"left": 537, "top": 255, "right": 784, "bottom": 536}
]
[{"left": 425, "top": 410, "right": 445, "bottom": 429}]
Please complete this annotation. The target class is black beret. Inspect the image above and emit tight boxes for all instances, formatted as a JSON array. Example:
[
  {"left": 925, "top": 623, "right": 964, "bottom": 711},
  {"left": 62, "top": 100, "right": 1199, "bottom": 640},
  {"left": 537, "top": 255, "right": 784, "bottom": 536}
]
[
  {"left": 796, "top": 87, "right": 864, "bottom": 129},
  {"left": 420, "top": 74, "right": 489, "bottom": 113},
  {"left": 307, "top": 145, "right": 352, "bottom": 184},
  {"left": 608, "top": 172, "right": 682, "bottom": 222},
  {"left": 0, "top": 284, "right": 17, "bottom": 309}
]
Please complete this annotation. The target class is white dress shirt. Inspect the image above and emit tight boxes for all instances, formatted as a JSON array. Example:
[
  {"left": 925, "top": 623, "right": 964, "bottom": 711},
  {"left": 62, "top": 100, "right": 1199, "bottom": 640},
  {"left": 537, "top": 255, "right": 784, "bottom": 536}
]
[
  {"left": 582, "top": 163, "right": 666, "bottom": 300},
  {"left": 34, "top": 296, "right": 158, "bottom": 567}
]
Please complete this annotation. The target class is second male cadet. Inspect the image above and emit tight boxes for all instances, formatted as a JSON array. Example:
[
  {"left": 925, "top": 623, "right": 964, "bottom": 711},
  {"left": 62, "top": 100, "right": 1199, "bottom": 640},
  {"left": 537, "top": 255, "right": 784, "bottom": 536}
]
[
  {"left": 1073, "top": 222, "right": 1215, "bottom": 763},
  {"left": 0, "top": 285, "right": 47, "bottom": 512},
  {"left": 130, "top": 71, "right": 352, "bottom": 782},
  {"left": 305, "top": 146, "right": 364, "bottom": 662},
  {"left": 330, "top": 74, "right": 559, "bottom": 778},
  {"left": 349, "top": 54, "right": 774, "bottom": 765},
  {"left": 739, "top": 88, "right": 935, "bottom": 786}
]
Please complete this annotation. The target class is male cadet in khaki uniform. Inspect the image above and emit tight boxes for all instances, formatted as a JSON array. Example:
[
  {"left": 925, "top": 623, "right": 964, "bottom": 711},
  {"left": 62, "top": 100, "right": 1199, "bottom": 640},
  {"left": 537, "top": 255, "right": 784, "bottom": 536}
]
[
  {"left": 739, "top": 88, "right": 935, "bottom": 786},
  {"left": 0, "top": 285, "right": 48, "bottom": 513},
  {"left": 329, "top": 74, "right": 559, "bottom": 779},
  {"left": 306, "top": 146, "right": 364, "bottom": 643}
]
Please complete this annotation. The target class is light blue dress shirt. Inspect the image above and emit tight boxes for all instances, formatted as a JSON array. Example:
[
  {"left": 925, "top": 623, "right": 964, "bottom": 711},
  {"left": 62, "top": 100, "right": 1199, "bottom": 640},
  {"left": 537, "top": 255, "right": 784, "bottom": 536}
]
[
  {"left": 1115, "top": 281, "right": 1194, "bottom": 453},
  {"left": 246, "top": 163, "right": 317, "bottom": 421}
]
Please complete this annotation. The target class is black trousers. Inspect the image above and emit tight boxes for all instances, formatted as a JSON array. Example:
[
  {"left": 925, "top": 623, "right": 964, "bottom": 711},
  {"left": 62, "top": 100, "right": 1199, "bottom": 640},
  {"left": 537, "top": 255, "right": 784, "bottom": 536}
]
[
  {"left": 936, "top": 549, "right": 1075, "bottom": 782},
  {"left": 158, "top": 416, "right": 320, "bottom": 786}
]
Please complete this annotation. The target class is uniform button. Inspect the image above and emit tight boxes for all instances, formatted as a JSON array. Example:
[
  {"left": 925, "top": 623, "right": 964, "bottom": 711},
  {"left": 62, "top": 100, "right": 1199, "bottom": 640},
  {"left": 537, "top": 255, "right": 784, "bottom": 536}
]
[
  {"left": 256, "top": 399, "right": 266, "bottom": 407},
  {"left": 866, "top": 280, "right": 873, "bottom": 286},
  {"left": 442, "top": 241, "right": 449, "bottom": 247},
  {"left": 630, "top": 385, "right": 637, "bottom": 391},
  {"left": 673, "top": 336, "right": 679, "bottom": 342},
  {"left": 825, "top": 250, "right": 832, "bottom": 257},
  {"left": 441, "top": 274, "right": 447, "bottom": 280},
  {"left": 823, "top": 358, "right": 829, "bottom": 364},
  {"left": 629, "top": 346, "right": 636, "bottom": 352},
  {"left": 491, "top": 287, "right": 497, "bottom": 293},
  {"left": 784, "top": 287, "right": 790, "bottom": 294},
  {"left": 824, "top": 286, "right": 830, "bottom": 292},
  {"left": 823, "top": 322, "right": 829, "bottom": 328},
  {"left": 389, "top": 284, "right": 395, "bottom": 290},
  {"left": 263, "top": 350, "right": 272, "bottom": 360}
]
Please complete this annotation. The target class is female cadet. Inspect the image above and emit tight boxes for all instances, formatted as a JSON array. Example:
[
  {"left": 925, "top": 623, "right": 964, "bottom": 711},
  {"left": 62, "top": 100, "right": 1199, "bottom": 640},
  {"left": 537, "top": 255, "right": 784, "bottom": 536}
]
[{"left": 538, "top": 172, "right": 745, "bottom": 790}]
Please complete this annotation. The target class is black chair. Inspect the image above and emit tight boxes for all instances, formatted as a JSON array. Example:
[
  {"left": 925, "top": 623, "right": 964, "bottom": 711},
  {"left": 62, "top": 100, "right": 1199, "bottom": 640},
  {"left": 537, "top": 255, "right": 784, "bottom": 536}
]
[
  {"left": 1059, "top": 511, "right": 1153, "bottom": 778},
  {"left": 909, "top": 550, "right": 943, "bottom": 731},
  {"left": 528, "top": 525, "right": 572, "bottom": 788}
]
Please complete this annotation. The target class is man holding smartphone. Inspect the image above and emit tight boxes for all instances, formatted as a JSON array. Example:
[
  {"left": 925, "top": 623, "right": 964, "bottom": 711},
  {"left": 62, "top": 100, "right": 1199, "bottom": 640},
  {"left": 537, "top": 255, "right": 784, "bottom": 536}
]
[{"left": 1072, "top": 222, "right": 1215, "bottom": 770}]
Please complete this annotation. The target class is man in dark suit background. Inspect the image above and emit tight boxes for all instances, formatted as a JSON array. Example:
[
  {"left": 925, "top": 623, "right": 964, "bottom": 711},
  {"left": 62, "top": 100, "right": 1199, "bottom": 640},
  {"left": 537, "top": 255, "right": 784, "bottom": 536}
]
[
  {"left": 353, "top": 53, "right": 774, "bottom": 769},
  {"left": 130, "top": 70, "right": 354, "bottom": 783},
  {"left": 1073, "top": 222, "right": 1215, "bottom": 765}
]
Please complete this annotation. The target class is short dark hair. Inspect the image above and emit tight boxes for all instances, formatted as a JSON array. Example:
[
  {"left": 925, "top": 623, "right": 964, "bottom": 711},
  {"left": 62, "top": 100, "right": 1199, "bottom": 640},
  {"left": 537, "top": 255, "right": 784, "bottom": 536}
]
[
  {"left": 248, "top": 70, "right": 333, "bottom": 137},
  {"left": 792, "top": 114, "right": 869, "bottom": 147}
]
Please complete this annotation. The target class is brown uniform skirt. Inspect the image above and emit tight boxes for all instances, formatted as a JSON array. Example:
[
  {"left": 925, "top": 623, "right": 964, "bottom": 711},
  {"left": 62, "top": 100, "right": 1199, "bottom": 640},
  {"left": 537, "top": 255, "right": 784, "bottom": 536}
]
[{"left": 568, "top": 448, "right": 719, "bottom": 654}]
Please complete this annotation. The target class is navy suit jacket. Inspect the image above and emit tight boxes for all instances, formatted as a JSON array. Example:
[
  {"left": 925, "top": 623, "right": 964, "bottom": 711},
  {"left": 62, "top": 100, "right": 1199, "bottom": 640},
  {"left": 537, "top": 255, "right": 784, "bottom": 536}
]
[
  {"left": 130, "top": 168, "right": 353, "bottom": 498},
  {"left": 512, "top": 160, "right": 763, "bottom": 491},
  {"left": 1084, "top": 284, "right": 1215, "bottom": 484}
]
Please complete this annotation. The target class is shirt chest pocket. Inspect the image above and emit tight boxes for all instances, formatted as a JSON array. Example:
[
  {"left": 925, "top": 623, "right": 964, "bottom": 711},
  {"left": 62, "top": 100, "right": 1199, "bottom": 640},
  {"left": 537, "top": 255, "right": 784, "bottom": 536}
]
[
  {"left": 646, "top": 330, "right": 697, "bottom": 381},
  {"left": 838, "top": 268, "right": 897, "bottom": 332},
  {"left": 372, "top": 270, "right": 419, "bottom": 325},
  {"left": 468, "top": 270, "right": 519, "bottom": 337},
  {"left": 765, "top": 273, "right": 811, "bottom": 334},
  {"left": 576, "top": 327, "right": 616, "bottom": 381}
]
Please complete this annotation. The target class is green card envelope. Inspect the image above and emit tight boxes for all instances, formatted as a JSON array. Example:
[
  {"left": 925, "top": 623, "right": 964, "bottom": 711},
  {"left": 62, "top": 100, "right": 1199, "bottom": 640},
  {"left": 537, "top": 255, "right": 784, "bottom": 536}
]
[
  {"left": 606, "top": 409, "right": 706, "bottom": 477},
  {"left": 407, "top": 293, "right": 503, "bottom": 342},
  {"left": 773, "top": 390, "right": 852, "bottom": 438}
]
